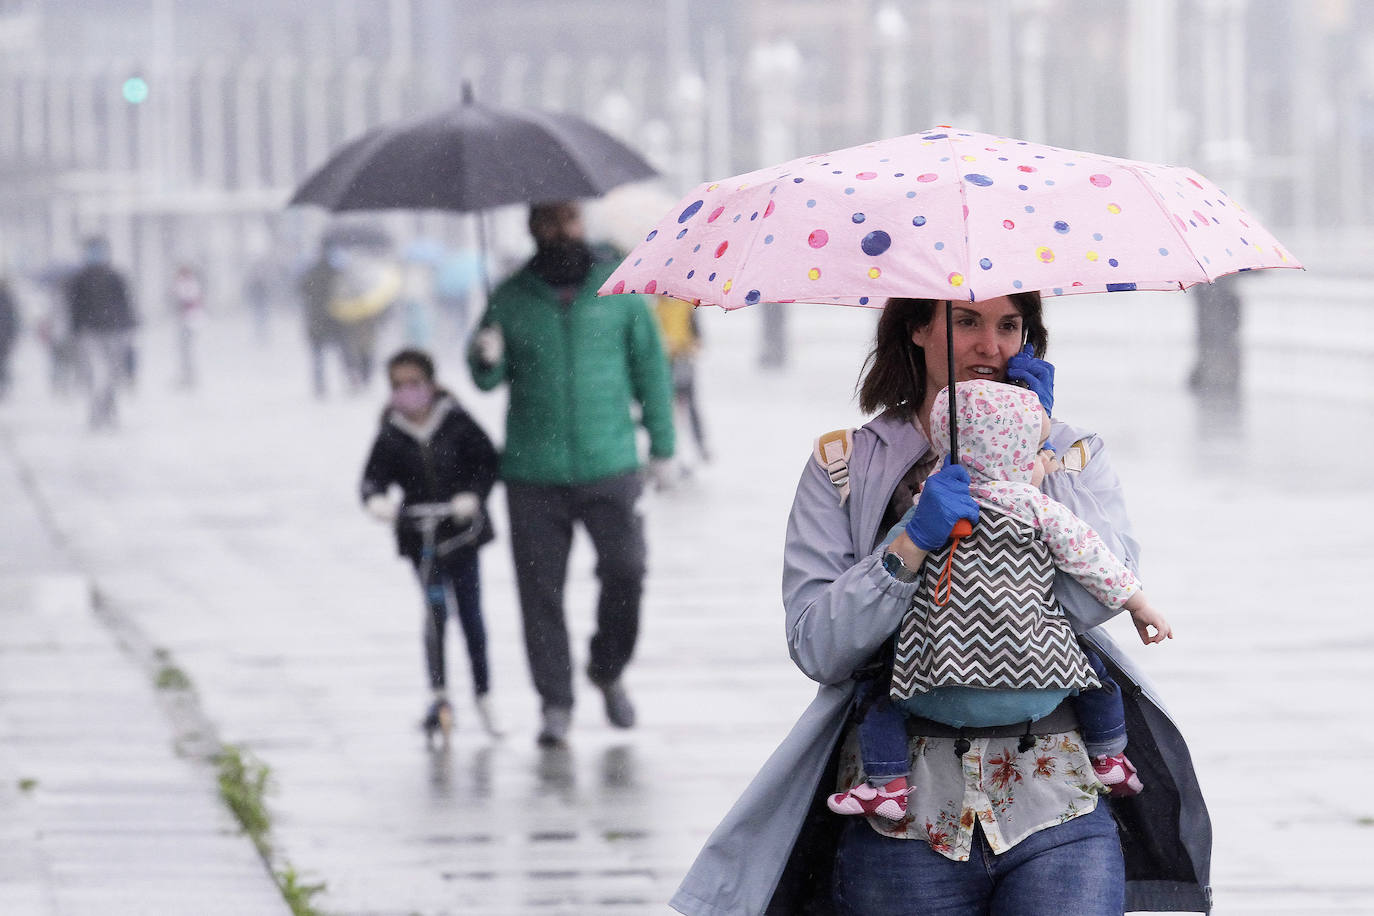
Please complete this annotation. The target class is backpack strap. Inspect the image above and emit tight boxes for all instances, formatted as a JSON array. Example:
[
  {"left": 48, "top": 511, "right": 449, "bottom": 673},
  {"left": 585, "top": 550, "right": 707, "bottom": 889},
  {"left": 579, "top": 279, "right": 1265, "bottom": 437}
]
[
  {"left": 813, "top": 428, "right": 856, "bottom": 506},
  {"left": 1059, "top": 438, "right": 1092, "bottom": 472},
  {"left": 1046, "top": 425, "right": 1094, "bottom": 473}
]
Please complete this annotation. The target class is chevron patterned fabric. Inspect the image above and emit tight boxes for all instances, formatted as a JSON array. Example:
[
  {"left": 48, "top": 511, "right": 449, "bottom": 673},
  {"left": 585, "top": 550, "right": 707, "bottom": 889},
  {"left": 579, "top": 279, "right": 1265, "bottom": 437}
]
[{"left": 891, "top": 506, "right": 1100, "bottom": 700}]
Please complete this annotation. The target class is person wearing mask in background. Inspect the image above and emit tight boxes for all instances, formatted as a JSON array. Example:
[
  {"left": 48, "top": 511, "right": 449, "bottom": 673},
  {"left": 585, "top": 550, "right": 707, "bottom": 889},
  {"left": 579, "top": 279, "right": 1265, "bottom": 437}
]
[
  {"left": 170, "top": 262, "right": 205, "bottom": 390},
  {"left": 468, "top": 200, "right": 676, "bottom": 747},
  {"left": 361, "top": 348, "right": 502, "bottom": 739},
  {"left": 65, "top": 236, "right": 137, "bottom": 429},
  {"left": 298, "top": 242, "right": 340, "bottom": 399}
]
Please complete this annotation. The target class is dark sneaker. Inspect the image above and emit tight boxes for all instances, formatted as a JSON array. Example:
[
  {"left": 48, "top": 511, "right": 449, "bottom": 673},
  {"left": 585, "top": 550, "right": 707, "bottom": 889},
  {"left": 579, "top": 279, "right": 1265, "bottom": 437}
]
[
  {"left": 422, "top": 698, "right": 454, "bottom": 739},
  {"left": 598, "top": 680, "right": 636, "bottom": 729},
  {"left": 537, "top": 706, "right": 572, "bottom": 747}
]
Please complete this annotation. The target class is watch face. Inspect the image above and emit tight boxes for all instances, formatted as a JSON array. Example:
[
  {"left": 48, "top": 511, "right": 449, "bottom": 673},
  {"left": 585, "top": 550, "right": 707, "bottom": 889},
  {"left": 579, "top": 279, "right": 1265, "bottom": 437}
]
[{"left": 883, "top": 551, "right": 911, "bottom": 580}]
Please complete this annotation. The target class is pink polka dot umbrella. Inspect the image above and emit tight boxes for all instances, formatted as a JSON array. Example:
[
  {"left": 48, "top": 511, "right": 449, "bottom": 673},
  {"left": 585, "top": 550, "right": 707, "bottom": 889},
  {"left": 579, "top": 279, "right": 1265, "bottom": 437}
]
[
  {"left": 598, "top": 126, "right": 1300, "bottom": 310},
  {"left": 600, "top": 125, "right": 1301, "bottom": 457}
]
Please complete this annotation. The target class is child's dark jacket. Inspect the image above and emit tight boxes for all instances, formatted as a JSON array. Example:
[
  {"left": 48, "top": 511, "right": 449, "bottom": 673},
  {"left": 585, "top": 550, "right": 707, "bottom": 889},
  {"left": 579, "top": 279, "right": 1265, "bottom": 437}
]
[{"left": 360, "top": 394, "right": 499, "bottom": 560}]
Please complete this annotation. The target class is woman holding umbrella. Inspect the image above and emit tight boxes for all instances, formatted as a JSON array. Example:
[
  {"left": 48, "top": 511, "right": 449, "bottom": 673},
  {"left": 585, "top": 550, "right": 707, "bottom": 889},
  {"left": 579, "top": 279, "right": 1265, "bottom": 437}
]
[{"left": 667, "top": 292, "right": 1211, "bottom": 915}]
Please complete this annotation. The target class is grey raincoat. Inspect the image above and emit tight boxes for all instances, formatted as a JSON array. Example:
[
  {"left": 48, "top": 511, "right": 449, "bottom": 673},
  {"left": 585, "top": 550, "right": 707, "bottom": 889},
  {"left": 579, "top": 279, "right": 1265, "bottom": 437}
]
[{"left": 669, "top": 412, "right": 1212, "bottom": 916}]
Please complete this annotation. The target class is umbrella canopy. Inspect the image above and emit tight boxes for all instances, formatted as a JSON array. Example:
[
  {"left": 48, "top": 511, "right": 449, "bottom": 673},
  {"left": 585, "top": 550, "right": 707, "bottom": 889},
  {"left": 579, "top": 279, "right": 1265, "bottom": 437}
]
[
  {"left": 289, "top": 85, "right": 658, "bottom": 214},
  {"left": 599, "top": 126, "right": 1300, "bottom": 309}
]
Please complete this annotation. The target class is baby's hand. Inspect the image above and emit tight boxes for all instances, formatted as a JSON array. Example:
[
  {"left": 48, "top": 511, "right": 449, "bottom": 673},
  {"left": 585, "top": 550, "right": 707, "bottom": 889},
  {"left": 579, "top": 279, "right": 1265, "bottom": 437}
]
[
  {"left": 1129, "top": 600, "right": 1173, "bottom": 645},
  {"left": 1031, "top": 448, "right": 1061, "bottom": 487}
]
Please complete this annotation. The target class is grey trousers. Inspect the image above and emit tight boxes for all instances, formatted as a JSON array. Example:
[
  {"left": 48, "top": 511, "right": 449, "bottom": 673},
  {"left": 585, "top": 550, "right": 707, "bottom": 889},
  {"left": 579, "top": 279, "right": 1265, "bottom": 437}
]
[{"left": 506, "top": 472, "right": 646, "bottom": 711}]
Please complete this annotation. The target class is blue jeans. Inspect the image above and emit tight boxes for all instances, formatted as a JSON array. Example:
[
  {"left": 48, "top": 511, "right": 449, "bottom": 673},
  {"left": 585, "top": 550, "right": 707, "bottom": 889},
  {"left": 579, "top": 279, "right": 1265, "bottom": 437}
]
[
  {"left": 414, "top": 547, "right": 489, "bottom": 695},
  {"left": 1073, "top": 648, "right": 1127, "bottom": 759},
  {"left": 833, "top": 800, "right": 1125, "bottom": 915},
  {"left": 855, "top": 679, "right": 911, "bottom": 783}
]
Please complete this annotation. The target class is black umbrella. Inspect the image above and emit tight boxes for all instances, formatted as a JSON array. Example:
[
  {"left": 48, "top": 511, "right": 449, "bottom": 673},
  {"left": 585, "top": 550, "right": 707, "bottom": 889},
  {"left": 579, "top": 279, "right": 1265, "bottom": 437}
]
[
  {"left": 289, "top": 85, "right": 656, "bottom": 294},
  {"left": 290, "top": 84, "right": 656, "bottom": 214}
]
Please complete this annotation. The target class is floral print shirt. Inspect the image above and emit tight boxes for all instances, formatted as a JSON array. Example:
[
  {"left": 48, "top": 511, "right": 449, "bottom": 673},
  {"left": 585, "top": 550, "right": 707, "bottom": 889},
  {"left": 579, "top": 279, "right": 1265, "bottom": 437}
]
[{"left": 836, "top": 724, "right": 1107, "bottom": 861}]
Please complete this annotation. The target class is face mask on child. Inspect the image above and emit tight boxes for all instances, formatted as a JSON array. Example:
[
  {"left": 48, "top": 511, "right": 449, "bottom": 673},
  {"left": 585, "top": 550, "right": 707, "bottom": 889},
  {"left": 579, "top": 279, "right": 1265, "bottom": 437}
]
[{"left": 390, "top": 382, "right": 434, "bottom": 417}]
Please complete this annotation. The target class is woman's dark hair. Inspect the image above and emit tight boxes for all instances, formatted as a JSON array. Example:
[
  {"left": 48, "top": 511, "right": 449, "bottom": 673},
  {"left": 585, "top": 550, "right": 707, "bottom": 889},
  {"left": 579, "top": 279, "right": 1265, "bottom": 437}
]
[
  {"left": 387, "top": 348, "right": 436, "bottom": 382},
  {"left": 857, "top": 292, "right": 1047, "bottom": 420}
]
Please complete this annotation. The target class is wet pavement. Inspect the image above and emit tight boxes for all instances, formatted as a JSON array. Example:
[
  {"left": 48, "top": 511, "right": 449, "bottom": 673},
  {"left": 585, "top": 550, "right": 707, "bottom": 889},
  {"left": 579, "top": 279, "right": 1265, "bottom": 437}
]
[
  {"left": 1, "top": 262, "right": 1372, "bottom": 914},
  {"left": 0, "top": 428, "right": 290, "bottom": 913}
]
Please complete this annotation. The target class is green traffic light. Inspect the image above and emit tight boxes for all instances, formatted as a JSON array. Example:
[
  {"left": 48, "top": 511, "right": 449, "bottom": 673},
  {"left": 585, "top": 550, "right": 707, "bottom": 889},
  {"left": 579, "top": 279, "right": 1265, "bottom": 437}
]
[{"left": 122, "top": 76, "right": 149, "bottom": 105}]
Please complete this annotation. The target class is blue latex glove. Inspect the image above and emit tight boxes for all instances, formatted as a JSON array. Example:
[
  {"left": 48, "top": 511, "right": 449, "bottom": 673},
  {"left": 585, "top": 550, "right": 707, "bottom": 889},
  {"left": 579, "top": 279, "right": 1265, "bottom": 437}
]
[
  {"left": 1006, "top": 343, "right": 1055, "bottom": 416},
  {"left": 904, "top": 460, "right": 981, "bottom": 551}
]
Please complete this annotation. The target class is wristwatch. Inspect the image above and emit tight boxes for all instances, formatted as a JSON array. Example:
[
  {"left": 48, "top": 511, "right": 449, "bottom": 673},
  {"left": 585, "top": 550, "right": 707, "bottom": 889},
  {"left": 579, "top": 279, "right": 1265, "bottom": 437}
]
[{"left": 882, "top": 549, "right": 919, "bottom": 583}]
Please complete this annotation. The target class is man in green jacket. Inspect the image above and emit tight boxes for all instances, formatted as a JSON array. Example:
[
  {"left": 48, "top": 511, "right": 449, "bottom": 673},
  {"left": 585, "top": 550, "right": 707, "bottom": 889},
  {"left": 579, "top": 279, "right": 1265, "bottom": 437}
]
[{"left": 468, "top": 201, "right": 676, "bottom": 746}]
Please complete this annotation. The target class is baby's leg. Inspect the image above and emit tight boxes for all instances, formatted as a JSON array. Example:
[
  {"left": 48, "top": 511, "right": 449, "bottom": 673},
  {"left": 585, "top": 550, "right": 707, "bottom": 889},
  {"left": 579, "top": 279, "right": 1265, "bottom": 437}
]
[
  {"left": 1074, "top": 648, "right": 1143, "bottom": 796},
  {"left": 1071, "top": 648, "right": 1127, "bottom": 758},
  {"left": 828, "top": 682, "right": 911, "bottom": 821},
  {"left": 857, "top": 688, "right": 912, "bottom": 785}
]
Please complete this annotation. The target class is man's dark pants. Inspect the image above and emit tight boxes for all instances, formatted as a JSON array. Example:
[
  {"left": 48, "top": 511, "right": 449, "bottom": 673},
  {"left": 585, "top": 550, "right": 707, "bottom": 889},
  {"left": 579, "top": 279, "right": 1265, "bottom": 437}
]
[{"left": 505, "top": 471, "right": 645, "bottom": 711}]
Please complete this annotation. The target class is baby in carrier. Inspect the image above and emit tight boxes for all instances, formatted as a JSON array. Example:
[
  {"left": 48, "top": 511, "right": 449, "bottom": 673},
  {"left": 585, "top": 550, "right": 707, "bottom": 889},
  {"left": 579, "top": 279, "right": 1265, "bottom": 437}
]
[{"left": 829, "top": 380, "right": 1172, "bottom": 821}]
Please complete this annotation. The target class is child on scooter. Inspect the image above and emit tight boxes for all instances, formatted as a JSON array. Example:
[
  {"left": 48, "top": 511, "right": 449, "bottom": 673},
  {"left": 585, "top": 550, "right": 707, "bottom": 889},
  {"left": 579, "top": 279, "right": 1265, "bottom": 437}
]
[{"left": 360, "top": 348, "right": 502, "bottom": 739}]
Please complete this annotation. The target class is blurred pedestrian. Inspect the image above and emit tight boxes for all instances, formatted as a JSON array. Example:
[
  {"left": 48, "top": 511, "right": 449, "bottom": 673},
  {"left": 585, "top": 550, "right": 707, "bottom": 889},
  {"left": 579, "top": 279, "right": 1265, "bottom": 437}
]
[
  {"left": 65, "top": 236, "right": 137, "bottom": 429},
  {"left": 468, "top": 200, "right": 676, "bottom": 747},
  {"left": 328, "top": 247, "right": 401, "bottom": 392},
  {"left": 398, "top": 250, "right": 438, "bottom": 349},
  {"left": 243, "top": 221, "right": 287, "bottom": 345},
  {"left": 33, "top": 262, "right": 79, "bottom": 395},
  {"left": 169, "top": 262, "right": 205, "bottom": 389},
  {"left": 1188, "top": 274, "right": 1243, "bottom": 404},
  {"left": 654, "top": 294, "right": 711, "bottom": 464},
  {"left": 0, "top": 276, "right": 18, "bottom": 399},
  {"left": 243, "top": 253, "right": 284, "bottom": 345},
  {"left": 759, "top": 300, "right": 788, "bottom": 369},
  {"left": 298, "top": 244, "right": 341, "bottom": 398},
  {"left": 360, "top": 349, "right": 502, "bottom": 740}
]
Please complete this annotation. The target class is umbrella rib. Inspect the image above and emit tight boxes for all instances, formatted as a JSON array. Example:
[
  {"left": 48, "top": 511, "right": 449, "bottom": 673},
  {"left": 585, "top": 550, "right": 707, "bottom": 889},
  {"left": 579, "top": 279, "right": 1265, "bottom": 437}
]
[
  {"left": 1119, "top": 164, "right": 1209, "bottom": 289},
  {"left": 943, "top": 133, "right": 976, "bottom": 302}
]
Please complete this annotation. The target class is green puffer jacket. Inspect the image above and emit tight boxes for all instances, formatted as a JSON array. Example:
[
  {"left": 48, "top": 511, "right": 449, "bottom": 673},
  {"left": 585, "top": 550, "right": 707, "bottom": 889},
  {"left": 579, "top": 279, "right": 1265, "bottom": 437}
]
[{"left": 468, "top": 259, "right": 675, "bottom": 486}]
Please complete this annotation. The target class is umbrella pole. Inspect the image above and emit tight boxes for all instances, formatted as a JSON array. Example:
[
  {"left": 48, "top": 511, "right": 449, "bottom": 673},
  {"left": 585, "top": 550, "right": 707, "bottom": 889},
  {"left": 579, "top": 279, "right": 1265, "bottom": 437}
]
[
  {"left": 945, "top": 298, "right": 958, "bottom": 461},
  {"left": 944, "top": 299, "right": 974, "bottom": 543},
  {"left": 474, "top": 211, "right": 492, "bottom": 298}
]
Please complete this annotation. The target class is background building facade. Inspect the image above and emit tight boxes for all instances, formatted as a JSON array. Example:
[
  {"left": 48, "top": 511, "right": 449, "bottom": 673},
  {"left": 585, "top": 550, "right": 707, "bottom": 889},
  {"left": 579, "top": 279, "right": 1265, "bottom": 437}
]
[{"left": 0, "top": 0, "right": 1367, "bottom": 304}]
